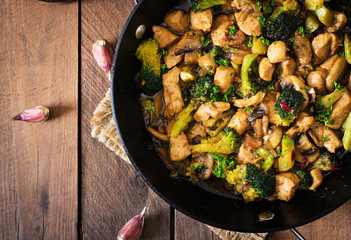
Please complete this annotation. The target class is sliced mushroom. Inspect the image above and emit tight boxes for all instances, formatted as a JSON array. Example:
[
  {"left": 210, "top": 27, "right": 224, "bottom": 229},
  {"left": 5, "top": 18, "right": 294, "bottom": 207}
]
[
  {"left": 148, "top": 126, "right": 169, "bottom": 142},
  {"left": 264, "top": 125, "right": 283, "bottom": 149},
  {"left": 296, "top": 134, "right": 320, "bottom": 163},
  {"left": 245, "top": 133, "right": 262, "bottom": 150},
  {"left": 174, "top": 31, "right": 203, "bottom": 55},
  {"left": 154, "top": 91, "right": 164, "bottom": 119},
  {"left": 186, "top": 123, "right": 207, "bottom": 144},
  {"left": 190, "top": 153, "right": 214, "bottom": 180},
  {"left": 232, "top": 91, "right": 266, "bottom": 108},
  {"left": 248, "top": 108, "right": 267, "bottom": 122},
  {"left": 251, "top": 118, "right": 264, "bottom": 138},
  {"left": 309, "top": 168, "right": 323, "bottom": 190}
]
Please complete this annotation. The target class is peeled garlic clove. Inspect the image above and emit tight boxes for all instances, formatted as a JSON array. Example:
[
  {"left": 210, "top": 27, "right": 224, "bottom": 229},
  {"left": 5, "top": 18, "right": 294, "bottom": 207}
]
[
  {"left": 92, "top": 38, "right": 114, "bottom": 74},
  {"left": 117, "top": 207, "right": 146, "bottom": 240},
  {"left": 11, "top": 106, "right": 49, "bottom": 123}
]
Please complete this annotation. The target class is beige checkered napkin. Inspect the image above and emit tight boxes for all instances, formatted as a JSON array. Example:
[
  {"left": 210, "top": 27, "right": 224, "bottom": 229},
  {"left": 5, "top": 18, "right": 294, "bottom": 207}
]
[{"left": 90, "top": 89, "right": 267, "bottom": 240}]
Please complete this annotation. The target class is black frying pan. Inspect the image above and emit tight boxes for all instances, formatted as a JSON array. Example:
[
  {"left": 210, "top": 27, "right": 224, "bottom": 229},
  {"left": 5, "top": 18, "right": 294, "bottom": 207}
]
[{"left": 111, "top": 0, "right": 351, "bottom": 233}]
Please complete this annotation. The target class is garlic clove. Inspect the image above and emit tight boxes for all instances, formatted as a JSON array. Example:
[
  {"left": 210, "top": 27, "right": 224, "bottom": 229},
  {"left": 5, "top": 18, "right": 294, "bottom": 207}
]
[
  {"left": 11, "top": 106, "right": 49, "bottom": 123},
  {"left": 117, "top": 207, "right": 146, "bottom": 240},
  {"left": 92, "top": 38, "right": 114, "bottom": 74}
]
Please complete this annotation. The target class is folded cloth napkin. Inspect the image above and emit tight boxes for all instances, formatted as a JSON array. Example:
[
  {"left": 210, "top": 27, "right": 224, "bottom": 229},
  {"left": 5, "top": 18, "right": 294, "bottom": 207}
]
[{"left": 91, "top": 89, "right": 267, "bottom": 240}]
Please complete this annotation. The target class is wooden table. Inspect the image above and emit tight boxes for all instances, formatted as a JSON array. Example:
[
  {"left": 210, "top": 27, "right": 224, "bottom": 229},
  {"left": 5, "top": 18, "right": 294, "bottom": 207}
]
[{"left": 1, "top": 0, "right": 351, "bottom": 239}]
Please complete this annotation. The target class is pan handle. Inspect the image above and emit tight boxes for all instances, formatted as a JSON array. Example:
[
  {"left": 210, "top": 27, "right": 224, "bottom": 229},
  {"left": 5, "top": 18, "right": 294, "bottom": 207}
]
[{"left": 290, "top": 228, "right": 307, "bottom": 240}]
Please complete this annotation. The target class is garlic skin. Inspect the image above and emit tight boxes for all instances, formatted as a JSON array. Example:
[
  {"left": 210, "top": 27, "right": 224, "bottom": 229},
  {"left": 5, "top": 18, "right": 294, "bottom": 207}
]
[
  {"left": 92, "top": 39, "right": 114, "bottom": 74},
  {"left": 117, "top": 207, "right": 146, "bottom": 240},
  {"left": 11, "top": 106, "right": 49, "bottom": 123}
]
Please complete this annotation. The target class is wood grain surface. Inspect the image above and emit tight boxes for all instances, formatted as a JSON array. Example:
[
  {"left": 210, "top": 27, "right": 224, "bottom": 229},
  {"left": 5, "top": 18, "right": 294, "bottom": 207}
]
[
  {"left": 0, "top": 0, "right": 78, "bottom": 239},
  {"left": 2, "top": 0, "right": 351, "bottom": 239}
]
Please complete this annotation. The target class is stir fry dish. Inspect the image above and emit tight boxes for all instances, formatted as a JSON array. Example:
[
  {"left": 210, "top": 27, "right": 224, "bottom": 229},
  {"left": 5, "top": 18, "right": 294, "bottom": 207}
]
[{"left": 135, "top": 0, "right": 351, "bottom": 202}]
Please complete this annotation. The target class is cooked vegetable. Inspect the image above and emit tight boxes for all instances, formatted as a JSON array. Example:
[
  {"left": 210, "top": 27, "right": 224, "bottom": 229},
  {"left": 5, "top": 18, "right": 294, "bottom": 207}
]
[
  {"left": 278, "top": 135, "right": 295, "bottom": 172},
  {"left": 171, "top": 101, "right": 199, "bottom": 138},
  {"left": 264, "top": 10, "right": 301, "bottom": 42},
  {"left": 313, "top": 151, "right": 340, "bottom": 171},
  {"left": 256, "top": 147, "right": 275, "bottom": 172},
  {"left": 188, "top": 75, "right": 221, "bottom": 101},
  {"left": 211, "top": 153, "right": 236, "bottom": 178},
  {"left": 275, "top": 89, "right": 305, "bottom": 127},
  {"left": 135, "top": 38, "right": 162, "bottom": 95},
  {"left": 344, "top": 33, "right": 351, "bottom": 64},
  {"left": 305, "top": 12, "right": 320, "bottom": 33},
  {"left": 191, "top": 128, "right": 241, "bottom": 154},
  {"left": 239, "top": 54, "right": 259, "bottom": 98},
  {"left": 140, "top": 98, "right": 154, "bottom": 123},
  {"left": 245, "top": 163, "right": 276, "bottom": 197},
  {"left": 190, "top": 0, "right": 226, "bottom": 13},
  {"left": 251, "top": 37, "right": 268, "bottom": 55},
  {"left": 314, "top": 5, "right": 333, "bottom": 27},
  {"left": 314, "top": 88, "right": 343, "bottom": 125},
  {"left": 342, "top": 111, "right": 351, "bottom": 151},
  {"left": 305, "top": 0, "right": 324, "bottom": 10},
  {"left": 290, "top": 166, "right": 313, "bottom": 189}
]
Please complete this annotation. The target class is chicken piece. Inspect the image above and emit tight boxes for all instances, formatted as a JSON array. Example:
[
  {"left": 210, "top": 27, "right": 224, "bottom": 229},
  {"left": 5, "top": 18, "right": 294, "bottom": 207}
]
[
  {"left": 214, "top": 66, "right": 235, "bottom": 94},
  {"left": 227, "top": 109, "right": 251, "bottom": 135},
  {"left": 194, "top": 102, "right": 230, "bottom": 122},
  {"left": 163, "top": 67, "right": 184, "bottom": 119},
  {"left": 170, "top": 131, "right": 191, "bottom": 161},
  {"left": 163, "top": 44, "right": 184, "bottom": 68},
  {"left": 296, "top": 134, "right": 320, "bottom": 163},
  {"left": 245, "top": 133, "right": 262, "bottom": 150},
  {"left": 260, "top": 99, "right": 281, "bottom": 125},
  {"left": 164, "top": 10, "right": 189, "bottom": 34},
  {"left": 309, "top": 168, "right": 323, "bottom": 190},
  {"left": 312, "top": 33, "right": 332, "bottom": 63},
  {"left": 233, "top": 91, "right": 266, "bottom": 108},
  {"left": 190, "top": 9, "right": 213, "bottom": 32},
  {"left": 296, "top": 112, "right": 315, "bottom": 133},
  {"left": 228, "top": 30, "right": 246, "bottom": 46},
  {"left": 267, "top": 41, "right": 288, "bottom": 63},
  {"left": 184, "top": 50, "right": 202, "bottom": 65},
  {"left": 234, "top": 10, "right": 262, "bottom": 36},
  {"left": 275, "top": 173, "right": 301, "bottom": 201},
  {"left": 190, "top": 153, "right": 214, "bottom": 180},
  {"left": 259, "top": 58, "right": 276, "bottom": 81},
  {"left": 186, "top": 123, "right": 207, "bottom": 143},
  {"left": 327, "top": 90, "right": 351, "bottom": 129},
  {"left": 329, "top": 33, "right": 342, "bottom": 55},
  {"left": 293, "top": 35, "right": 312, "bottom": 65},
  {"left": 232, "top": 0, "right": 257, "bottom": 11},
  {"left": 174, "top": 31, "right": 203, "bottom": 55},
  {"left": 211, "top": 15, "right": 233, "bottom": 48},
  {"left": 309, "top": 122, "right": 342, "bottom": 153},
  {"left": 251, "top": 118, "right": 264, "bottom": 138},
  {"left": 278, "top": 58, "right": 296, "bottom": 79},
  {"left": 198, "top": 53, "right": 217, "bottom": 74},
  {"left": 152, "top": 26, "right": 180, "bottom": 49},
  {"left": 307, "top": 70, "right": 327, "bottom": 94},
  {"left": 236, "top": 140, "right": 255, "bottom": 164},
  {"left": 327, "top": 12, "right": 347, "bottom": 33},
  {"left": 228, "top": 48, "right": 251, "bottom": 65}
]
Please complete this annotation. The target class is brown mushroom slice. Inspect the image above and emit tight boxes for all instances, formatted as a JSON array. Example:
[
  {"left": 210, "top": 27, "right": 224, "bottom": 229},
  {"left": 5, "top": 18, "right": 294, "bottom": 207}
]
[
  {"left": 296, "top": 134, "right": 320, "bottom": 163},
  {"left": 164, "top": 10, "right": 189, "bottom": 34},
  {"left": 326, "top": 89, "right": 351, "bottom": 129},
  {"left": 261, "top": 115, "right": 269, "bottom": 135},
  {"left": 186, "top": 123, "right": 207, "bottom": 144},
  {"left": 147, "top": 126, "right": 169, "bottom": 142},
  {"left": 264, "top": 125, "right": 283, "bottom": 149},
  {"left": 154, "top": 91, "right": 164, "bottom": 119},
  {"left": 190, "top": 153, "right": 214, "bottom": 180},
  {"left": 309, "top": 122, "right": 343, "bottom": 153},
  {"left": 307, "top": 70, "right": 327, "bottom": 94},
  {"left": 174, "top": 31, "right": 203, "bottom": 56},
  {"left": 164, "top": 44, "right": 184, "bottom": 69},
  {"left": 245, "top": 133, "right": 262, "bottom": 150},
  {"left": 326, "top": 56, "right": 348, "bottom": 91},
  {"left": 170, "top": 131, "right": 191, "bottom": 161},
  {"left": 152, "top": 26, "right": 180, "bottom": 49},
  {"left": 251, "top": 118, "right": 264, "bottom": 138},
  {"left": 309, "top": 168, "right": 323, "bottom": 190},
  {"left": 233, "top": 91, "right": 266, "bottom": 108},
  {"left": 275, "top": 173, "right": 301, "bottom": 202}
]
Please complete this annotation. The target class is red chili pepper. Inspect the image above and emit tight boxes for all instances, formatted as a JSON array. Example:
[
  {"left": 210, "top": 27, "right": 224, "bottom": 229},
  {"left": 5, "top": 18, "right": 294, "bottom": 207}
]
[
  {"left": 291, "top": 150, "right": 295, "bottom": 161},
  {"left": 330, "top": 166, "right": 343, "bottom": 171},
  {"left": 280, "top": 100, "right": 296, "bottom": 114},
  {"left": 225, "top": 33, "right": 230, "bottom": 41},
  {"left": 301, "top": 157, "right": 309, "bottom": 169},
  {"left": 245, "top": 181, "right": 249, "bottom": 186}
]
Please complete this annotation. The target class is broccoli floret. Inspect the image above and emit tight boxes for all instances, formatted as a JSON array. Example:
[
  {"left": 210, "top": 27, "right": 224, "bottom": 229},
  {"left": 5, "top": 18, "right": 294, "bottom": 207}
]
[
  {"left": 188, "top": 75, "right": 221, "bottom": 101},
  {"left": 275, "top": 89, "right": 305, "bottom": 126},
  {"left": 135, "top": 38, "right": 162, "bottom": 95},
  {"left": 191, "top": 127, "right": 241, "bottom": 154},
  {"left": 264, "top": 10, "right": 301, "bottom": 42},
  {"left": 211, "top": 153, "right": 236, "bottom": 178},
  {"left": 313, "top": 151, "right": 340, "bottom": 171},
  {"left": 290, "top": 166, "right": 312, "bottom": 189},
  {"left": 190, "top": 0, "right": 227, "bottom": 12},
  {"left": 245, "top": 163, "right": 276, "bottom": 197},
  {"left": 239, "top": 54, "right": 260, "bottom": 98},
  {"left": 314, "top": 88, "right": 343, "bottom": 125}
]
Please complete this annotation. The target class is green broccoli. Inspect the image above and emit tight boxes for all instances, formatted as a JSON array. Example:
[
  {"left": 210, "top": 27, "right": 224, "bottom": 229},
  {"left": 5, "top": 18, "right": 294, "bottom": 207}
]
[
  {"left": 135, "top": 38, "right": 162, "bottom": 95},
  {"left": 188, "top": 75, "right": 221, "bottom": 101},
  {"left": 190, "top": 0, "right": 227, "bottom": 12},
  {"left": 191, "top": 127, "right": 241, "bottom": 154},
  {"left": 256, "top": 147, "right": 275, "bottom": 172},
  {"left": 264, "top": 10, "right": 301, "bottom": 42},
  {"left": 314, "top": 88, "right": 343, "bottom": 125},
  {"left": 211, "top": 153, "right": 236, "bottom": 178},
  {"left": 171, "top": 101, "right": 199, "bottom": 138},
  {"left": 140, "top": 98, "right": 154, "bottom": 123},
  {"left": 313, "top": 151, "right": 340, "bottom": 171},
  {"left": 290, "top": 166, "right": 312, "bottom": 189},
  {"left": 239, "top": 54, "right": 260, "bottom": 98},
  {"left": 210, "top": 45, "right": 226, "bottom": 61},
  {"left": 275, "top": 89, "right": 305, "bottom": 126},
  {"left": 245, "top": 163, "right": 276, "bottom": 198}
]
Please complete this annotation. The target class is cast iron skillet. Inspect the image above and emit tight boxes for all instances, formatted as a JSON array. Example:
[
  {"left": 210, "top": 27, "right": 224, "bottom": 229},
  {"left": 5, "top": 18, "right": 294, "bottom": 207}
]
[{"left": 111, "top": 0, "right": 351, "bottom": 233}]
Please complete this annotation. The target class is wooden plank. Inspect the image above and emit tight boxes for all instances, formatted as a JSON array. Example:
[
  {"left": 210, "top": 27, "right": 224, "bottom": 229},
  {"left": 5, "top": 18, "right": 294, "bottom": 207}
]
[
  {"left": 268, "top": 199, "right": 351, "bottom": 239},
  {"left": 175, "top": 211, "right": 219, "bottom": 240},
  {"left": 0, "top": 1, "right": 78, "bottom": 239},
  {"left": 80, "top": 0, "right": 170, "bottom": 239}
]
